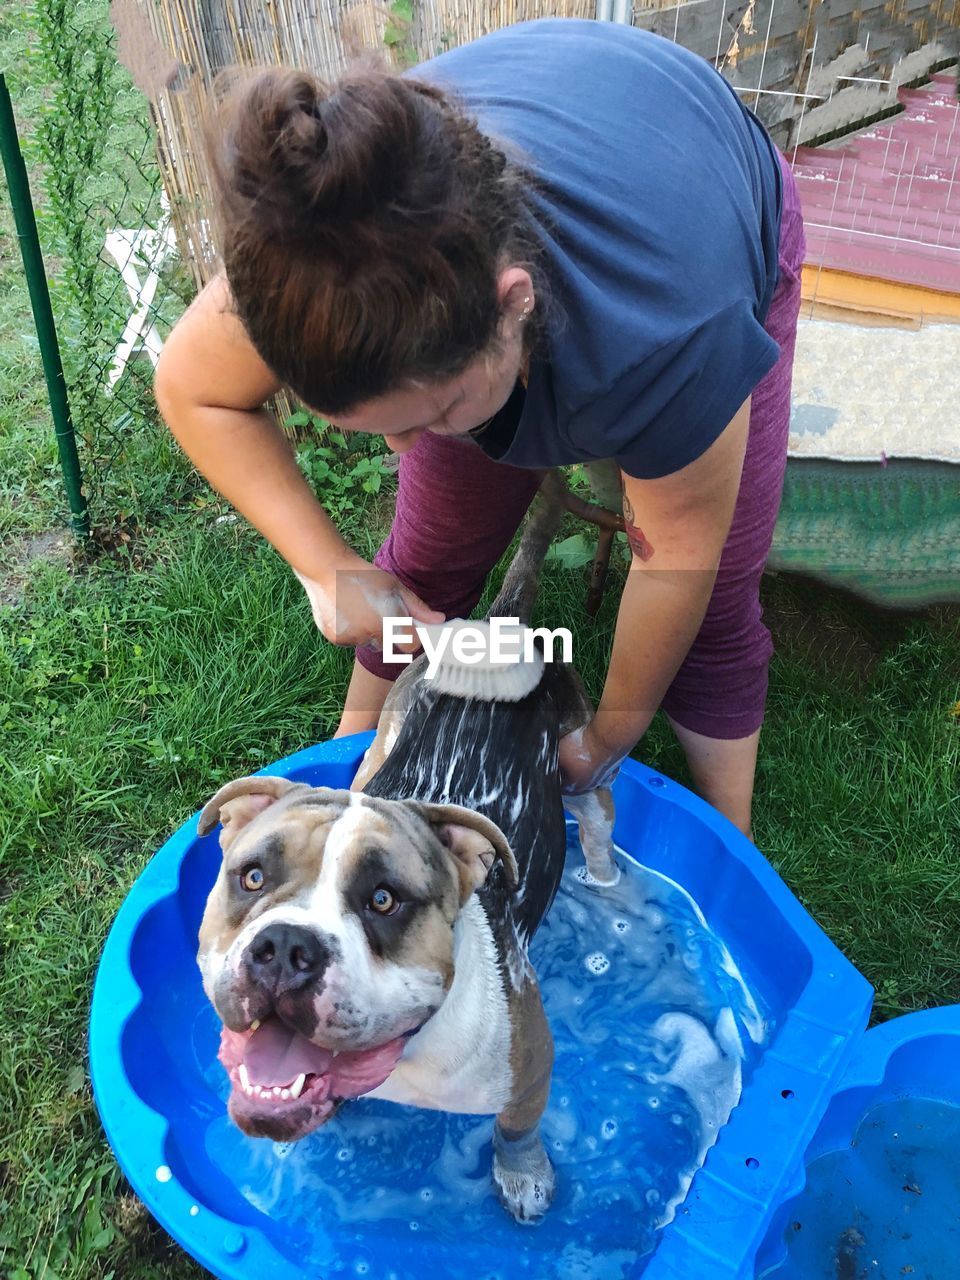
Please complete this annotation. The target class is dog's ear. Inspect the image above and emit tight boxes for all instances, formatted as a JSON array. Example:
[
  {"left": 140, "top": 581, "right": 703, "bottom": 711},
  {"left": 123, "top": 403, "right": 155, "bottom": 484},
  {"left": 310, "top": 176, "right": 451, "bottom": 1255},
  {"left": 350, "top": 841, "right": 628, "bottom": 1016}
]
[
  {"left": 198, "top": 776, "right": 300, "bottom": 850},
  {"left": 407, "top": 802, "right": 519, "bottom": 901}
]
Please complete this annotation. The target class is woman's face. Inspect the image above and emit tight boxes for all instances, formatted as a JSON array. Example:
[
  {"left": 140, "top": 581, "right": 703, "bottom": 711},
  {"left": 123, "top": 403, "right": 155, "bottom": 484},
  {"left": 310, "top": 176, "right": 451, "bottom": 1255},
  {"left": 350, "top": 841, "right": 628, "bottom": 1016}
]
[{"left": 325, "top": 270, "right": 533, "bottom": 455}]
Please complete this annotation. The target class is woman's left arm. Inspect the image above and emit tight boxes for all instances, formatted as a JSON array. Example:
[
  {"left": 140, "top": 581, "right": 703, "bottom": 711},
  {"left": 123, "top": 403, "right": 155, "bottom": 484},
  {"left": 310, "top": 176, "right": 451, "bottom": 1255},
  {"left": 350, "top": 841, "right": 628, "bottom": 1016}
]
[{"left": 559, "top": 397, "right": 752, "bottom": 792}]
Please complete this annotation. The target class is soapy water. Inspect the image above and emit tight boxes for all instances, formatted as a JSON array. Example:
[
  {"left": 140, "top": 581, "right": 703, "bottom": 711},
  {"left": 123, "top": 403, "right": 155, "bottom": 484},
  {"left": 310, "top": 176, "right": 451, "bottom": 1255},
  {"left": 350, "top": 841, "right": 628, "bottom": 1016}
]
[{"left": 201, "top": 822, "right": 767, "bottom": 1278}]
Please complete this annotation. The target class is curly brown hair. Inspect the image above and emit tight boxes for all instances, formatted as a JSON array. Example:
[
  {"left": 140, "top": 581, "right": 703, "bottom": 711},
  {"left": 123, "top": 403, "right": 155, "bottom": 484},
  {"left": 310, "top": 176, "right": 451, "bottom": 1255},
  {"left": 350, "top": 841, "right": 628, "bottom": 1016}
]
[{"left": 204, "top": 64, "right": 545, "bottom": 415}]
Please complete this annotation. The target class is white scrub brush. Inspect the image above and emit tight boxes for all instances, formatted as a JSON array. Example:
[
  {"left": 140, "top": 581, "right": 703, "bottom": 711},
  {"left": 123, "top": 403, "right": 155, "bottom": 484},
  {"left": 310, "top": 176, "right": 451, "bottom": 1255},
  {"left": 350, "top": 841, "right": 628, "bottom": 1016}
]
[{"left": 418, "top": 619, "right": 544, "bottom": 702}]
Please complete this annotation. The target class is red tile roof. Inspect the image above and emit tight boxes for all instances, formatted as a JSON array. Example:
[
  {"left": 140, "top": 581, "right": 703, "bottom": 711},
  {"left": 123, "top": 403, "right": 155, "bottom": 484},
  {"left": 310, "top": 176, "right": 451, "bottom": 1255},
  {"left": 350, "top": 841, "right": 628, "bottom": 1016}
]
[{"left": 789, "top": 71, "right": 960, "bottom": 294}]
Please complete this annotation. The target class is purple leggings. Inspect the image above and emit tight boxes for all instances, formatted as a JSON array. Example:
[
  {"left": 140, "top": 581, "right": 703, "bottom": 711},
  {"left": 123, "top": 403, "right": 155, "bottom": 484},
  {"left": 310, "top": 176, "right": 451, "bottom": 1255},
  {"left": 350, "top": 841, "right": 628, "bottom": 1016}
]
[{"left": 358, "top": 152, "right": 805, "bottom": 740}]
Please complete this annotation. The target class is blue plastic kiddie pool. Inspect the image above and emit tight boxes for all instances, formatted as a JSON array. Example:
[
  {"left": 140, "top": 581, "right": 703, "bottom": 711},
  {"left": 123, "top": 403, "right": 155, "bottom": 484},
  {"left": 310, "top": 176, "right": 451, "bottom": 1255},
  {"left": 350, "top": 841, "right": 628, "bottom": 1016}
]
[
  {"left": 90, "top": 733, "right": 873, "bottom": 1280},
  {"left": 755, "top": 1005, "right": 960, "bottom": 1279}
]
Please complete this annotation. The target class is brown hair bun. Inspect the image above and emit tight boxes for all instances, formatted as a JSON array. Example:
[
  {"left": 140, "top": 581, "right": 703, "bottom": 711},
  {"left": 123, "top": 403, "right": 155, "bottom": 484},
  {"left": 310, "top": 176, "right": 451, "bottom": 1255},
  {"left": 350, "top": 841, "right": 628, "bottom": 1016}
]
[{"left": 206, "top": 64, "right": 542, "bottom": 414}]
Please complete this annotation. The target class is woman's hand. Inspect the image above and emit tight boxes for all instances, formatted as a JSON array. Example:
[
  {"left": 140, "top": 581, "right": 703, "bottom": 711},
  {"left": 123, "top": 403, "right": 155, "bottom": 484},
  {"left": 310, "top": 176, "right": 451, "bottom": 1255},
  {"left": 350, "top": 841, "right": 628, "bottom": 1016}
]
[
  {"left": 294, "top": 556, "right": 444, "bottom": 650},
  {"left": 558, "top": 722, "right": 623, "bottom": 795}
]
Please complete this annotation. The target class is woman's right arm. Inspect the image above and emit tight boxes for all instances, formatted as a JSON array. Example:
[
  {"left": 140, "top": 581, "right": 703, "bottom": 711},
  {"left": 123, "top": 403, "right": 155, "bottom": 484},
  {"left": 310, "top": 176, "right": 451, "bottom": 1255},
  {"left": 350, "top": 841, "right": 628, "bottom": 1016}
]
[
  {"left": 154, "top": 274, "right": 354, "bottom": 584},
  {"left": 154, "top": 275, "right": 443, "bottom": 648}
]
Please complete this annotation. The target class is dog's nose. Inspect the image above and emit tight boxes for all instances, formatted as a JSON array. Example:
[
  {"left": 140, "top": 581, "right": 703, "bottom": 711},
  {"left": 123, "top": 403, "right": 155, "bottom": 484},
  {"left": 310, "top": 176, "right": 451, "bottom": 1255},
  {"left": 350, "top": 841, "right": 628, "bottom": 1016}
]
[{"left": 245, "top": 923, "right": 331, "bottom": 995}]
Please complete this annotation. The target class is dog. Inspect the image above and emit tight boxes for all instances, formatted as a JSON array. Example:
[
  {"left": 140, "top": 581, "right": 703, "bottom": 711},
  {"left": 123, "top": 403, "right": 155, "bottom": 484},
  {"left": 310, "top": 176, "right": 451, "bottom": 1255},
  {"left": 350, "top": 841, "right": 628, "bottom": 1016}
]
[{"left": 195, "top": 476, "right": 621, "bottom": 1222}]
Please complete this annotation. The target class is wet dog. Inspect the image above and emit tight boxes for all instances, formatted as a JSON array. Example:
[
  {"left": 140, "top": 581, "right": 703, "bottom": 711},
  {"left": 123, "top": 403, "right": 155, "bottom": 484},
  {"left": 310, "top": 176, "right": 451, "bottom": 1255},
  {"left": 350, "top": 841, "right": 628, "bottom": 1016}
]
[{"left": 196, "top": 477, "right": 620, "bottom": 1221}]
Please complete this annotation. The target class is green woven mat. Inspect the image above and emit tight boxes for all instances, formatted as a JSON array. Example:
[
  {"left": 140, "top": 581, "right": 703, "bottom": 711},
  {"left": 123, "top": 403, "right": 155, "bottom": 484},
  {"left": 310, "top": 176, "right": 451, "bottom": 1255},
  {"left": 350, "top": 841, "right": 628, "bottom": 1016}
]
[{"left": 769, "top": 459, "right": 960, "bottom": 607}]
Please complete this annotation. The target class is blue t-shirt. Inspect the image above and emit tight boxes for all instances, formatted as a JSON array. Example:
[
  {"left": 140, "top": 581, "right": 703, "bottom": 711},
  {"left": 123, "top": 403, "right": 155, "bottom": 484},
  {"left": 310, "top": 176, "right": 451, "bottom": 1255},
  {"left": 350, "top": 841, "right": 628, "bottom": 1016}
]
[{"left": 413, "top": 19, "right": 784, "bottom": 478}]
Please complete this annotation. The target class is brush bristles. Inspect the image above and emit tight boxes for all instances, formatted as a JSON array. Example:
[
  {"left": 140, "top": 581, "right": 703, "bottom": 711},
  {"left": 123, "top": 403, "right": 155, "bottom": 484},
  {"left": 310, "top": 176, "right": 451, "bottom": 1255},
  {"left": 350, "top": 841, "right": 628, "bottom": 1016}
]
[
  {"left": 419, "top": 621, "right": 545, "bottom": 702},
  {"left": 429, "top": 654, "right": 544, "bottom": 702}
]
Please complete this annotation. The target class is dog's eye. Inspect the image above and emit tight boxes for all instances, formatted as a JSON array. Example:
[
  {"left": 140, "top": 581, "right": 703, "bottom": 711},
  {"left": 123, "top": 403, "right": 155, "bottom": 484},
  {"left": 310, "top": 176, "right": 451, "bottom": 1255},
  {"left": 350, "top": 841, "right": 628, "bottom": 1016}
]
[
  {"left": 240, "top": 866, "right": 265, "bottom": 892},
  {"left": 368, "top": 886, "right": 399, "bottom": 915}
]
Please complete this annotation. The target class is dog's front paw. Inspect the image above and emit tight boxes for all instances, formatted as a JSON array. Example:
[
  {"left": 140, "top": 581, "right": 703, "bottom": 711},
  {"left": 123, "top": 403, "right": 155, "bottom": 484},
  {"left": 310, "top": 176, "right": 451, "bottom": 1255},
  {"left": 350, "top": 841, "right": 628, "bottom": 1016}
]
[{"left": 492, "top": 1126, "right": 556, "bottom": 1224}]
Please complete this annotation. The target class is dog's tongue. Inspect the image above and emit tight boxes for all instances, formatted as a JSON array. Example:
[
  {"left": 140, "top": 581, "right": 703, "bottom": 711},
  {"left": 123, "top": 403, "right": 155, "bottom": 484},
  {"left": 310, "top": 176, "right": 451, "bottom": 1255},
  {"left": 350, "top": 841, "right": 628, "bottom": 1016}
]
[
  {"left": 242, "top": 1019, "right": 405, "bottom": 1096},
  {"left": 244, "top": 1019, "right": 333, "bottom": 1087}
]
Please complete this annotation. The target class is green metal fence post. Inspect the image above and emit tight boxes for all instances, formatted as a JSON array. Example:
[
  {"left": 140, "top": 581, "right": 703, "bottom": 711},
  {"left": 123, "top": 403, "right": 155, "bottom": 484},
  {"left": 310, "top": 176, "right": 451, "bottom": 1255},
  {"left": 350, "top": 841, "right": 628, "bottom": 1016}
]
[{"left": 0, "top": 71, "right": 91, "bottom": 540}]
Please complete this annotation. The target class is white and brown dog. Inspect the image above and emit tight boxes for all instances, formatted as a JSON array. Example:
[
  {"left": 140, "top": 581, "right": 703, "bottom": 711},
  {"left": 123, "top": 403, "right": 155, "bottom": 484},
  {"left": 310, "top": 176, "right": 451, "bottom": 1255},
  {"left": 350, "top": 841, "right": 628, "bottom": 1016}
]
[{"left": 196, "top": 480, "right": 620, "bottom": 1222}]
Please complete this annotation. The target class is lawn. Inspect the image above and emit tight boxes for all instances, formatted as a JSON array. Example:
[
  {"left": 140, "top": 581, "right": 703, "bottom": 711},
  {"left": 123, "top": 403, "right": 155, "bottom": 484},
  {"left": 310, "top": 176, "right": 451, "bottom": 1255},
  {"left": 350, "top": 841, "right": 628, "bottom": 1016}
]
[{"left": 1, "top": 3, "right": 958, "bottom": 1278}]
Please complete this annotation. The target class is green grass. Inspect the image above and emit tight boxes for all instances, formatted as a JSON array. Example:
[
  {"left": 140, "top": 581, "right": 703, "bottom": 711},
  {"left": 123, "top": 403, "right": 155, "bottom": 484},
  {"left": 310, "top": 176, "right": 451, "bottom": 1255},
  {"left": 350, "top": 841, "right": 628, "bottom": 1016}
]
[
  {"left": 2, "top": 2, "right": 959, "bottom": 1275},
  {"left": 751, "top": 580, "right": 960, "bottom": 1017}
]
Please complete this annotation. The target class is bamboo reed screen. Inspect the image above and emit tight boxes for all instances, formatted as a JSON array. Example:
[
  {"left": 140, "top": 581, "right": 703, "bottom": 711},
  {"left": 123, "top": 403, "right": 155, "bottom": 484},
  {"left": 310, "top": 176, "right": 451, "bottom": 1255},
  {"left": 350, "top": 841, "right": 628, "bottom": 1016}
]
[{"left": 113, "top": 0, "right": 596, "bottom": 297}]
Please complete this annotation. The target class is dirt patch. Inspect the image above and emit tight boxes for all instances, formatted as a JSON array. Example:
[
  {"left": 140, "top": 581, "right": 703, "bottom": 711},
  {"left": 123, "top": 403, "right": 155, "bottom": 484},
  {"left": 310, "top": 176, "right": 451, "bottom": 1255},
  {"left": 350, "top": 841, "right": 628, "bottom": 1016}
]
[
  {"left": 0, "top": 527, "right": 76, "bottom": 606},
  {"left": 109, "top": 1183, "right": 201, "bottom": 1276},
  {"left": 761, "top": 571, "right": 954, "bottom": 686},
  {"left": 87, "top": 518, "right": 153, "bottom": 568},
  {"left": 763, "top": 574, "right": 884, "bottom": 683}
]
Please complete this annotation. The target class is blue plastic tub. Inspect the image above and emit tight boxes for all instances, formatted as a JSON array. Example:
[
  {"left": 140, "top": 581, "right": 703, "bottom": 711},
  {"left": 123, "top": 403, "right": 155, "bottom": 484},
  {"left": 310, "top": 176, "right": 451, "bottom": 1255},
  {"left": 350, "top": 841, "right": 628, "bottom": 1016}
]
[
  {"left": 90, "top": 734, "right": 872, "bottom": 1280},
  {"left": 756, "top": 1005, "right": 960, "bottom": 1278}
]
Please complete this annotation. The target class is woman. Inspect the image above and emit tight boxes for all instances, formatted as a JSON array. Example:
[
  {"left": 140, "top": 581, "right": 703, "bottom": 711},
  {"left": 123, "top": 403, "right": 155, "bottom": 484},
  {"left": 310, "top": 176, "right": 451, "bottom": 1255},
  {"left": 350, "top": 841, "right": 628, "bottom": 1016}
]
[{"left": 154, "top": 18, "right": 805, "bottom": 837}]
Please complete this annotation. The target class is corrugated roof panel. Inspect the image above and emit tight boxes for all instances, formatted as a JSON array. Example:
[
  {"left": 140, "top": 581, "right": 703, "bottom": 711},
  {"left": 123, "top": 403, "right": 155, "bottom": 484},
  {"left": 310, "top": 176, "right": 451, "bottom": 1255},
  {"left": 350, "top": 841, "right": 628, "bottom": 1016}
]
[{"left": 790, "top": 71, "right": 960, "bottom": 294}]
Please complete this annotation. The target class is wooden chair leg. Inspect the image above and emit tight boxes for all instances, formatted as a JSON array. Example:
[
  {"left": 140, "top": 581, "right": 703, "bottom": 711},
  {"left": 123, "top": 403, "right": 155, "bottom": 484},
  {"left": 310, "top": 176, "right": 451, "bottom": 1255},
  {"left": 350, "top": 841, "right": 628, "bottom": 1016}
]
[
  {"left": 587, "top": 527, "right": 614, "bottom": 616},
  {"left": 557, "top": 487, "right": 624, "bottom": 617}
]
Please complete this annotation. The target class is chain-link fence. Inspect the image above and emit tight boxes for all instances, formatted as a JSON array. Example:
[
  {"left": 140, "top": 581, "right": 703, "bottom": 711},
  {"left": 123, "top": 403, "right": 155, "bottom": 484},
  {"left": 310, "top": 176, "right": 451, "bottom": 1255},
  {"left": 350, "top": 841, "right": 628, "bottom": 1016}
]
[
  {"left": 13, "top": 0, "right": 960, "bottom": 537},
  {"left": 22, "top": 0, "right": 193, "bottom": 530}
]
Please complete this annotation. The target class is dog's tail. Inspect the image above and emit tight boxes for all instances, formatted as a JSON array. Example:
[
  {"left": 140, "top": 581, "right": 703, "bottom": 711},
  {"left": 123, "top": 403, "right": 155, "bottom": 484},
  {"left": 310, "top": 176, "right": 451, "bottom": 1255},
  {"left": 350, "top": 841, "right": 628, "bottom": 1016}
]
[
  {"left": 488, "top": 470, "right": 568, "bottom": 625},
  {"left": 421, "top": 472, "right": 568, "bottom": 703}
]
